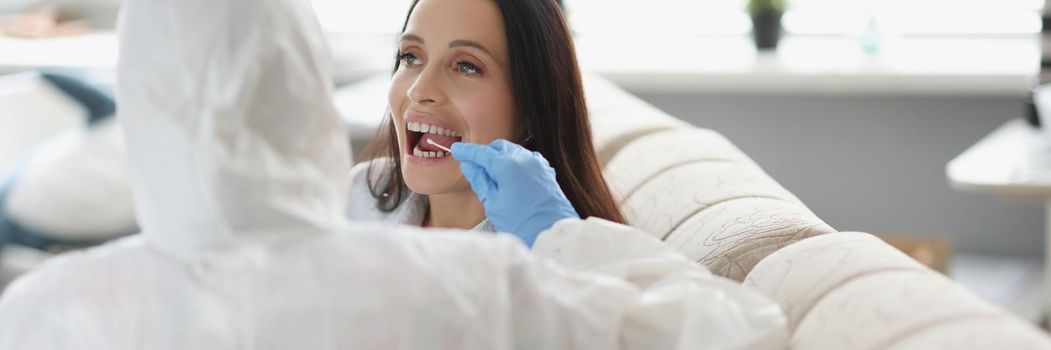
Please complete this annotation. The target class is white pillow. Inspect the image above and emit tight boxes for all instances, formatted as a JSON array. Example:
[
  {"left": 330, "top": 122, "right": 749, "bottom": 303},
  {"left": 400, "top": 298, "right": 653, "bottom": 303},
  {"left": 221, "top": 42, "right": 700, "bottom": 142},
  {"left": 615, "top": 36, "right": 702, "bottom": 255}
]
[
  {"left": 4, "top": 117, "right": 135, "bottom": 241},
  {"left": 0, "top": 72, "right": 86, "bottom": 176}
]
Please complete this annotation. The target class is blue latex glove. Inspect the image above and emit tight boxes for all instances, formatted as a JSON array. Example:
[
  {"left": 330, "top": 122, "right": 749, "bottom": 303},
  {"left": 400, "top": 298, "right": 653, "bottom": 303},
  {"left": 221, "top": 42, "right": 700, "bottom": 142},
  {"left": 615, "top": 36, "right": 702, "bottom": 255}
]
[{"left": 451, "top": 139, "right": 579, "bottom": 247}]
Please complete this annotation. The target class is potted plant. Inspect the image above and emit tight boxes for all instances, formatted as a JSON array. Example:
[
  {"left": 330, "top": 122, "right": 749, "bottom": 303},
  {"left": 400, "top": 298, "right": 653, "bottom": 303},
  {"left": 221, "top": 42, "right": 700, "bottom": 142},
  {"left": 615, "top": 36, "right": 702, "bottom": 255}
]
[{"left": 748, "top": 0, "right": 786, "bottom": 50}]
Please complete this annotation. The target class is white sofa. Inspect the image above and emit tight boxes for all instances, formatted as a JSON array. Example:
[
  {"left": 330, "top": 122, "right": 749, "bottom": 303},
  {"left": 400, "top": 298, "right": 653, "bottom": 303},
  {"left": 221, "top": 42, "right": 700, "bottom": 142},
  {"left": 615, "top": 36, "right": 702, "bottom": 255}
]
[{"left": 585, "top": 75, "right": 1051, "bottom": 349}]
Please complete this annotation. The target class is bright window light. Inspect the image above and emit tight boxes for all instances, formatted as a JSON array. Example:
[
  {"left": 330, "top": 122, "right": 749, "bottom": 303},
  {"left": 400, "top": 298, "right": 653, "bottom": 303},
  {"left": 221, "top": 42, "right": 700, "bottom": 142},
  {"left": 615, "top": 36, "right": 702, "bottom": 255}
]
[
  {"left": 563, "top": 0, "right": 1043, "bottom": 36},
  {"left": 564, "top": 0, "right": 751, "bottom": 35},
  {"left": 784, "top": 0, "right": 1043, "bottom": 35},
  {"left": 311, "top": 0, "right": 1043, "bottom": 36},
  {"left": 311, "top": 0, "right": 412, "bottom": 34}
]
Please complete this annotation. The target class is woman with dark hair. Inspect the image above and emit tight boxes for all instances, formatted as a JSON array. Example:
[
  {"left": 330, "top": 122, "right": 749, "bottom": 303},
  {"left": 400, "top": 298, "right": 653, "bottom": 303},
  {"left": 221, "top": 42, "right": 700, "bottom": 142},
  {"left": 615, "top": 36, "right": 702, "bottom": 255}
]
[
  {"left": 348, "top": 0, "right": 625, "bottom": 232},
  {"left": 0, "top": 1, "right": 790, "bottom": 347}
]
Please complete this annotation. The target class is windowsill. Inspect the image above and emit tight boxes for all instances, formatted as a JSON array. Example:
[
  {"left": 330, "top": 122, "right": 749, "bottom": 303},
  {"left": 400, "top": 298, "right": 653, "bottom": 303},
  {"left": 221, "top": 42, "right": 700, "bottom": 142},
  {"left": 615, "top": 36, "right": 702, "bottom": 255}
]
[
  {"left": 576, "top": 34, "right": 1040, "bottom": 96},
  {"left": 0, "top": 31, "right": 1039, "bottom": 96}
]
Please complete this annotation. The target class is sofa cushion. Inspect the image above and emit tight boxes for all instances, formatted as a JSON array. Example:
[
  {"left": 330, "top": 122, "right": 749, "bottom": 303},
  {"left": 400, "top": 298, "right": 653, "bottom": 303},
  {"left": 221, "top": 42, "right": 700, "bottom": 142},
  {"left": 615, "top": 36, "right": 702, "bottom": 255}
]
[
  {"left": 745, "top": 232, "right": 928, "bottom": 329},
  {"left": 665, "top": 197, "right": 834, "bottom": 281},
  {"left": 4, "top": 118, "right": 135, "bottom": 241},
  {"left": 38, "top": 72, "right": 115, "bottom": 125},
  {"left": 601, "top": 124, "right": 834, "bottom": 281},
  {"left": 583, "top": 74, "right": 688, "bottom": 164},
  {"left": 884, "top": 316, "right": 1051, "bottom": 350},
  {"left": 603, "top": 128, "right": 759, "bottom": 200},
  {"left": 0, "top": 72, "right": 86, "bottom": 175},
  {"left": 618, "top": 160, "right": 802, "bottom": 237},
  {"left": 790, "top": 266, "right": 1051, "bottom": 349},
  {"left": 742, "top": 231, "right": 1051, "bottom": 349}
]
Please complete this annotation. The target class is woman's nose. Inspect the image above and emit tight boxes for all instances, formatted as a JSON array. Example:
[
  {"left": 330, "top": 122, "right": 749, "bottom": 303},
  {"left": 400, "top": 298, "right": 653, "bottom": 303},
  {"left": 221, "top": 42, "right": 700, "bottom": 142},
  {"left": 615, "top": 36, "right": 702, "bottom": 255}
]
[{"left": 407, "top": 67, "right": 446, "bottom": 106}]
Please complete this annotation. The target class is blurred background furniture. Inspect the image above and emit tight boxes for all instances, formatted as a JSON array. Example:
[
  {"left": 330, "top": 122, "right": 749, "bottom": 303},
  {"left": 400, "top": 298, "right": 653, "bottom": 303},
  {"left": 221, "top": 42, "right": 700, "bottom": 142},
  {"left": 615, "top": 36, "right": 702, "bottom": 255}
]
[{"left": 947, "top": 118, "right": 1051, "bottom": 326}]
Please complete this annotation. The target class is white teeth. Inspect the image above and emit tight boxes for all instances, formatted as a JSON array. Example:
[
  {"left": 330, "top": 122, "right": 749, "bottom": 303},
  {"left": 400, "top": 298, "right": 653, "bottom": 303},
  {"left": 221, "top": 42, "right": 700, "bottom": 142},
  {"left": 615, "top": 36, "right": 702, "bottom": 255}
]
[
  {"left": 406, "top": 121, "right": 462, "bottom": 137},
  {"left": 411, "top": 144, "right": 449, "bottom": 158}
]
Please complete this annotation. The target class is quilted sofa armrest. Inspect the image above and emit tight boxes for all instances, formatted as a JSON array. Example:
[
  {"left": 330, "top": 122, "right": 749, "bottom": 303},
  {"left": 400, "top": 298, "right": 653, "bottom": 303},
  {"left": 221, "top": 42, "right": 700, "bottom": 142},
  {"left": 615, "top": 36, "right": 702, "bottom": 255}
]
[
  {"left": 745, "top": 232, "right": 1051, "bottom": 349},
  {"left": 603, "top": 128, "right": 836, "bottom": 281}
]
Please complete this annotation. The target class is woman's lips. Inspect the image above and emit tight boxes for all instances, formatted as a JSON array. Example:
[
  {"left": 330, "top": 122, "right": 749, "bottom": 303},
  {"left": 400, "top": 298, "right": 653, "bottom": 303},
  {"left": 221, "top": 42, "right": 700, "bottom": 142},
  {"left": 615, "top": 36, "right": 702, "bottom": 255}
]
[{"left": 403, "top": 114, "right": 463, "bottom": 159}]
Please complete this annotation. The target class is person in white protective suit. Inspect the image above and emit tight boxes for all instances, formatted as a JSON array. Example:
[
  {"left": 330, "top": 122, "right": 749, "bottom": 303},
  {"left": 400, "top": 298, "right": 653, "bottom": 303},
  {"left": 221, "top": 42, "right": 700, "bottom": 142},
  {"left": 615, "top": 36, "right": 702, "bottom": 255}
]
[{"left": 0, "top": 0, "right": 790, "bottom": 348}]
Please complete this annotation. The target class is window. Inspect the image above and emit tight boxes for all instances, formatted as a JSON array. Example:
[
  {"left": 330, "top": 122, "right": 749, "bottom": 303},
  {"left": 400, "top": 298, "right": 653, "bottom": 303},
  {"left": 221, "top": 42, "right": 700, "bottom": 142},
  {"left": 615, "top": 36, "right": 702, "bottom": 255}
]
[
  {"left": 784, "top": 0, "right": 1042, "bottom": 35},
  {"left": 564, "top": 0, "right": 751, "bottom": 35},
  {"left": 310, "top": 0, "right": 754, "bottom": 35},
  {"left": 311, "top": 0, "right": 412, "bottom": 34},
  {"left": 309, "top": 1, "right": 1043, "bottom": 37},
  {"left": 561, "top": 0, "right": 1043, "bottom": 36}
]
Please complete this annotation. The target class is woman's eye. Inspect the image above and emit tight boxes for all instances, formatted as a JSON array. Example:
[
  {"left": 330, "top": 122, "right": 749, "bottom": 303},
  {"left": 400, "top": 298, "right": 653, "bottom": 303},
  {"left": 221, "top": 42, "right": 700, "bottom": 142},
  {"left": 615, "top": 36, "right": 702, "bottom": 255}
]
[
  {"left": 399, "top": 52, "right": 421, "bottom": 67},
  {"left": 457, "top": 61, "right": 481, "bottom": 75}
]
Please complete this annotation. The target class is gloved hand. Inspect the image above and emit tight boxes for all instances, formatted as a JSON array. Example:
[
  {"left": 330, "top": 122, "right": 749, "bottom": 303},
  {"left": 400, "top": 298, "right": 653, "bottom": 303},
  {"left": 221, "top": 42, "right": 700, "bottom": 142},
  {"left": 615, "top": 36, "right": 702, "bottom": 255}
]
[{"left": 451, "top": 139, "right": 579, "bottom": 247}]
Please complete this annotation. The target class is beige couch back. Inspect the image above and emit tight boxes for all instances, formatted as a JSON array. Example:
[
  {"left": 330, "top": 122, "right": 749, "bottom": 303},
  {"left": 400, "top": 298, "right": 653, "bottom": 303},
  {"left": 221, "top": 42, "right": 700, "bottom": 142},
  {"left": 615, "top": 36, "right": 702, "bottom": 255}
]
[{"left": 585, "top": 75, "right": 1051, "bottom": 349}]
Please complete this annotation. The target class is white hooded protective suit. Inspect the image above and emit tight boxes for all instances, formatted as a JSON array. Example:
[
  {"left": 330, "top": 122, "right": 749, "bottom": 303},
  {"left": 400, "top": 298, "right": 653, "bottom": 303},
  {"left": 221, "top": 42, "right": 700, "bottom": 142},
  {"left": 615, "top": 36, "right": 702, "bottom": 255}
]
[{"left": 0, "top": 0, "right": 789, "bottom": 348}]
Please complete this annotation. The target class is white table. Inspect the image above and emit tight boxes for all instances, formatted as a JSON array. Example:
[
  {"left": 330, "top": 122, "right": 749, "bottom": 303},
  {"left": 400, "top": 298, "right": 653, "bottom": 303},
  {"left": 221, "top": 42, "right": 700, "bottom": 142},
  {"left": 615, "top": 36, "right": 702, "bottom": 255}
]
[
  {"left": 947, "top": 118, "right": 1051, "bottom": 325},
  {"left": 0, "top": 33, "right": 118, "bottom": 75}
]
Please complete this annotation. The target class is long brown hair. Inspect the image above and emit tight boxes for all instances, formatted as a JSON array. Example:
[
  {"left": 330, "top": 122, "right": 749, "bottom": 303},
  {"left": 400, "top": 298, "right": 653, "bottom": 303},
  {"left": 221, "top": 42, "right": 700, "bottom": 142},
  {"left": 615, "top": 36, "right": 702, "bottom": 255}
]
[{"left": 364, "top": 0, "right": 625, "bottom": 224}]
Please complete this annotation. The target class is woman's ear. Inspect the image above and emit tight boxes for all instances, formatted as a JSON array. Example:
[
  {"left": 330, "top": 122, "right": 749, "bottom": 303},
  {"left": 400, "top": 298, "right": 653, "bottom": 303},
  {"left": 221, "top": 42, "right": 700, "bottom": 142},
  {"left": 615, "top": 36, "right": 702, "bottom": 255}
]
[
  {"left": 520, "top": 125, "right": 535, "bottom": 143},
  {"left": 513, "top": 120, "right": 534, "bottom": 146}
]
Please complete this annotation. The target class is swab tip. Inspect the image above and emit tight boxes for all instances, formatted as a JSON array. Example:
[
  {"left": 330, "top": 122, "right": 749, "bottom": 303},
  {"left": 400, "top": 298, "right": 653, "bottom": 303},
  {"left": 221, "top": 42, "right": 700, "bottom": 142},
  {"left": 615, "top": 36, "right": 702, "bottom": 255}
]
[{"left": 426, "top": 138, "right": 453, "bottom": 153}]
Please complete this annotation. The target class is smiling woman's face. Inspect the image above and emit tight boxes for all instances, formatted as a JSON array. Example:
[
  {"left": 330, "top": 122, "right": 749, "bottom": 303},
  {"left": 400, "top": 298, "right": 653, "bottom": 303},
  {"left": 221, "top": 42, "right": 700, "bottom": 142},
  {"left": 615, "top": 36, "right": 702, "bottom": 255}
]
[{"left": 389, "top": 0, "right": 515, "bottom": 195}]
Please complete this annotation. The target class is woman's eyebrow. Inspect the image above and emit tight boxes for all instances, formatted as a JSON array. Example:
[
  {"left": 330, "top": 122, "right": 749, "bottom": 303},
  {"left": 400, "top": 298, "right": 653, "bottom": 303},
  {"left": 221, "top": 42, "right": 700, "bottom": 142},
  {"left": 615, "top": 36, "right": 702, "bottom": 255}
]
[
  {"left": 400, "top": 33, "right": 425, "bottom": 44},
  {"left": 400, "top": 35, "right": 493, "bottom": 58},
  {"left": 449, "top": 40, "right": 493, "bottom": 57}
]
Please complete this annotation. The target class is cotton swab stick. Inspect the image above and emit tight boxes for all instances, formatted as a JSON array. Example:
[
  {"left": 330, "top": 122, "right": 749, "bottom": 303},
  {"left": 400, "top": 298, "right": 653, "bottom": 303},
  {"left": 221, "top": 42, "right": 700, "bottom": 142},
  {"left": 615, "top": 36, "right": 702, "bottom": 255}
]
[{"left": 426, "top": 138, "right": 453, "bottom": 153}]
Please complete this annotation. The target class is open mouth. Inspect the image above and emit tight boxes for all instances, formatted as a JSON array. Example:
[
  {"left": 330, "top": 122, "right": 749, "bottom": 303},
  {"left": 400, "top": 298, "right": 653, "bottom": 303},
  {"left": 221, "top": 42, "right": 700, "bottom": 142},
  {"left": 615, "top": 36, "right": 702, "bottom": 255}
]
[{"left": 406, "top": 121, "right": 463, "bottom": 159}]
